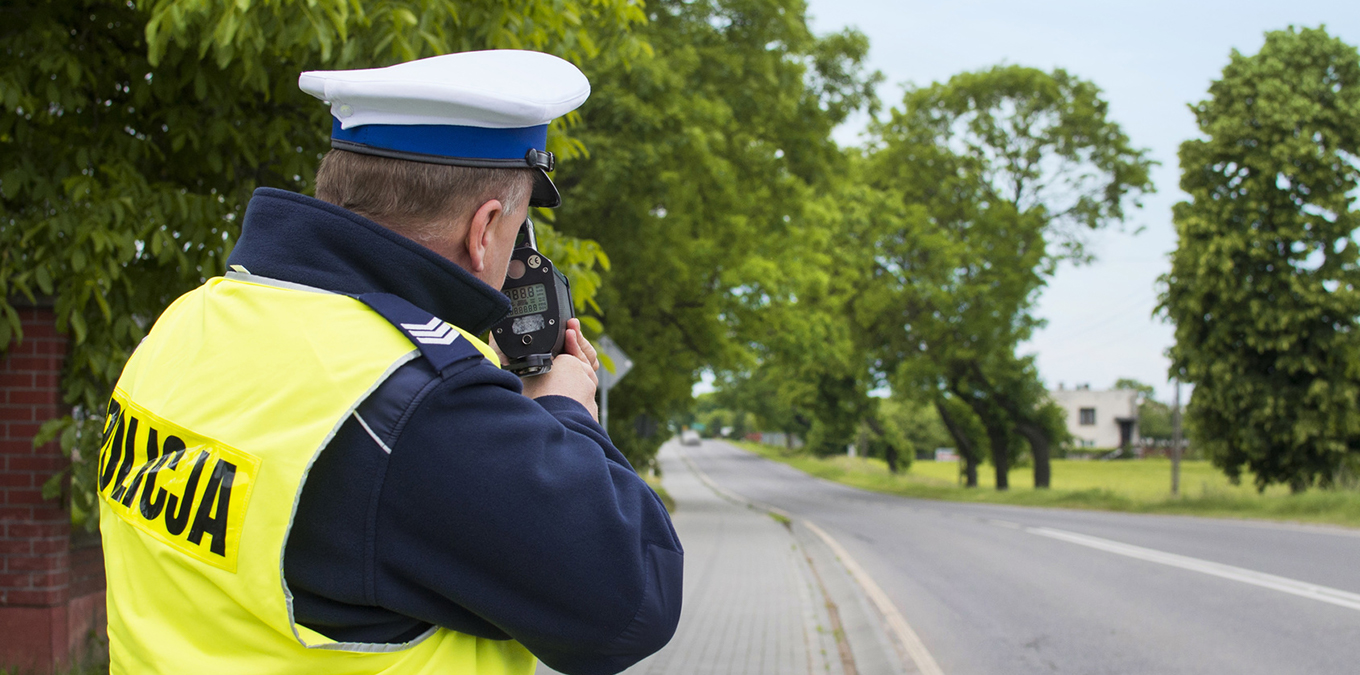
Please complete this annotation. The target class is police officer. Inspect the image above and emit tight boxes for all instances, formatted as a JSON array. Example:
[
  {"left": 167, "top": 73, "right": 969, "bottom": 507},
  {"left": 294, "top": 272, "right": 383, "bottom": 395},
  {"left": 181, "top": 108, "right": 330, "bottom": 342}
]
[{"left": 97, "top": 50, "right": 683, "bottom": 675}]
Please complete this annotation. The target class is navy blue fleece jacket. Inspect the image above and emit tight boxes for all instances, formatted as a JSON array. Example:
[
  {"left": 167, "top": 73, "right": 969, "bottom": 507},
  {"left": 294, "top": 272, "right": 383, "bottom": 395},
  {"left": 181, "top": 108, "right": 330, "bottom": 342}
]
[{"left": 225, "top": 188, "right": 682, "bottom": 675}]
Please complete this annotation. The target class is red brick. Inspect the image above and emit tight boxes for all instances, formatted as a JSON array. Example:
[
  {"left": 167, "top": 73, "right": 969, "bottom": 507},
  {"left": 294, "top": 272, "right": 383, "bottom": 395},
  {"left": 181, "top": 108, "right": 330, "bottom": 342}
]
[
  {"left": 29, "top": 539, "right": 66, "bottom": 555},
  {"left": 17, "top": 320, "right": 57, "bottom": 339},
  {"left": 0, "top": 440, "right": 37, "bottom": 453},
  {"left": 32, "top": 373, "right": 61, "bottom": 388},
  {"left": 0, "top": 406, "right": 35, "bottom": 422},
  {"left": 30, "top": 340, "right": 67, "bottom": 357},
  {"left": 2, "top": 588, "right": 64, "bottom": 605},
  {"left": 6, "top": 508, "right": 66, "bottom": 522},
  {"left": 4, "top": 489, "right": 48, "bottom": 506},
  {"left": 0, "top": 540, "right": 32, "bottom": 556},
  {"left": 0, "top": 507, "right": 37, "bottom": 521},
  {"left": 2, "top": 340, "right": 36, "bottom": 356},
  {"left": 6, "top": 457, "right": 66, "bottom": 473},
  {"left": 0, "top": 473, "right": 33, "bottom": 488},
  {"left": 3, "top": 356, "right": 58, "bottom": 372},
  {"left": 6, "top": 390, "right": 59, "bottom": 406},
  {"left": 0, "top": 373, "right": 33, "bottom": 388},
  {"left": 6, "top": 423, "right": 48, "bottom": 440},
  {"left": 0, "top": 572, "right": 34, "bottom": 589},
  {"left": 8, "top": 556, "right": 65, "bottom": 572},
  {"left": 5, "top": 523, "right": 67, "bottom": 539},
  {"left": 24, "top": 572, "right": 69, "bottom": 589}
]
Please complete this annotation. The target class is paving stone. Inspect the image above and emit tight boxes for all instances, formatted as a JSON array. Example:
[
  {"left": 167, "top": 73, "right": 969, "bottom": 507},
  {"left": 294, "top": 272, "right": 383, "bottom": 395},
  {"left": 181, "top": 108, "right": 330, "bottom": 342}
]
[{"left": 537, "top": 441, "right": 842, "bottom": 675}]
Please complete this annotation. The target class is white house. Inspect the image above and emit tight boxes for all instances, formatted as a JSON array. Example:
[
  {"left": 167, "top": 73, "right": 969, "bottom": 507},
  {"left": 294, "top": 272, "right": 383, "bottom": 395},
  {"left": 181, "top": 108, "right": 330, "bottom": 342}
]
[{"left": 1049, "top": 385, "right": 1138, "bottom": 450}]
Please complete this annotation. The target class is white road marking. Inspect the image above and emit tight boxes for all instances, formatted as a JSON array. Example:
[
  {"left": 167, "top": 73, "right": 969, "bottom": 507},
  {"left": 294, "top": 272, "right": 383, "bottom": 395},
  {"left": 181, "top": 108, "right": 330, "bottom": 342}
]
[
  {"left": 803, "top": 520, "right": 946, "bottom": 675},
  {"left": 1029, "top": 526, "right": 1360, "bottom": 612}
]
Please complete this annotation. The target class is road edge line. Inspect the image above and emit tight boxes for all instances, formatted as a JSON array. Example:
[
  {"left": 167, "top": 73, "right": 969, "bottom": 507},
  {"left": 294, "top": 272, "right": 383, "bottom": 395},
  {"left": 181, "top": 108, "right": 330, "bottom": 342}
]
[
  {"left": 676, "top": 444, "right": 943, "bottom": 675},
  {"left": 802, "top": 520, "right": 945, "bottom": 675},
  {"left": 673, "top": 445, "right": 841, "bottom": 674}
]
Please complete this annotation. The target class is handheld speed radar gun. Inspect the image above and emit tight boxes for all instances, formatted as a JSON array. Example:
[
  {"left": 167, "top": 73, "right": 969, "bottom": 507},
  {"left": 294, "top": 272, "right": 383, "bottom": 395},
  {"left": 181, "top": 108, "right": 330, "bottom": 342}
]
[{"left": 493, "top": 219, "right": 574, "bottom": 377}]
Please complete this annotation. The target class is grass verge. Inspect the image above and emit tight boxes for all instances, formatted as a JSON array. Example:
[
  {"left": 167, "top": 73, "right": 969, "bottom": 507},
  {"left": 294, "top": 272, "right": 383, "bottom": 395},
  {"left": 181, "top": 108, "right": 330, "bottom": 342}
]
[{"left": 734, "top": 441, "right": 1360, "bottom": 529}]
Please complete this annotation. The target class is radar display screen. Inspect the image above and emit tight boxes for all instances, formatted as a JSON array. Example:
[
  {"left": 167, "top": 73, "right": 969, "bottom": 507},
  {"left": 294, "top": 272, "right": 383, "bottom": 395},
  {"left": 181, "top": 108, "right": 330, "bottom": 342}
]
[{"left": 507, "top": 283, "right": 549, "bottom": 319}]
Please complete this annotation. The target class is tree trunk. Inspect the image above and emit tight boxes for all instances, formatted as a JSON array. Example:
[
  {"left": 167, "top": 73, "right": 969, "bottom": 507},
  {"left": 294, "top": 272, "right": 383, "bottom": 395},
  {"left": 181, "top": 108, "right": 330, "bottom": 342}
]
[
  {"left": 987, "top": 421, "right": 1010, "bottom": 491},
  {"left": 962, "top": 362, "right": 1044, "bottom": 490},
  {"left": 864, "top": 417, "right": 899, "bottom": 474},
  {"left": 1017, "top": 422, "right": 1051, "bottom": 488},
  {"left": 959, "top": 393, "right": 1009, "bottom": 491},
  {"left": 934, "top": 400, "right": 978, "bottom": 487}
]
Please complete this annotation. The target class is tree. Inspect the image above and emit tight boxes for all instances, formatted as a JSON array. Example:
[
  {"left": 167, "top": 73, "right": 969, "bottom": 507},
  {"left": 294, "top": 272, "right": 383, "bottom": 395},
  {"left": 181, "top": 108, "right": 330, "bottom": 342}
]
[
  {"left": 1161, "top": 26, "right": 1360, "bottom": 492},
  {"left": 554, "top": 0, "right": 879, "bottom": 468},
  {"left": 1, "top": 0, "right": 645, "bottom": 526},
  {"left": 867, "top": 395, "right": 953, "bottom": 470},
  {"left": 861, "top": 65, "right": 1153, "bottom": 489}
]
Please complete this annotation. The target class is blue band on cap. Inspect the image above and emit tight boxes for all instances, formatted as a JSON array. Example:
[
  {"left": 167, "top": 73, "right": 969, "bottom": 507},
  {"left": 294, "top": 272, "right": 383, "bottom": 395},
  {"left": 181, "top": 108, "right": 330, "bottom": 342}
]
[{"left": 331, "top": 119, "right": 549, "bottom": 161}]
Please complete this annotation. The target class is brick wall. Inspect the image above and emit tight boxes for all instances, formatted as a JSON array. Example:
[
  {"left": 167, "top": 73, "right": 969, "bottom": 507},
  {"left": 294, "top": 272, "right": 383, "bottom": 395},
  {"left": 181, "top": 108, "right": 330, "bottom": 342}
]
[{"left": 0, "top": 302, "right": 105, "bottom": 673}]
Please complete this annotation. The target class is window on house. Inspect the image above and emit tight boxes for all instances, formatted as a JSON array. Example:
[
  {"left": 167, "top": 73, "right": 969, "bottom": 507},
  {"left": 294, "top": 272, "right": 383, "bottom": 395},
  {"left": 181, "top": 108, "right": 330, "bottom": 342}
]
[{"left": 1079, "top": 408, "right": 1096, "bottom": 425}]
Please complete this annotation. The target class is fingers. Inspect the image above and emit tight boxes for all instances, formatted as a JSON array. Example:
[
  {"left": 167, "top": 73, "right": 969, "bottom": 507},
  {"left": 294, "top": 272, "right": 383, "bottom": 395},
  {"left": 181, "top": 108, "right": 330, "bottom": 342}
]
[
  {"left": 564, "top": 347, "right": 598, "bottom": 388},
  {"left": 549, "top": 348, "right": 598, "bottom": 389},
  {"left": 565, "top": 319, "right": 600, "bottom": 371}
]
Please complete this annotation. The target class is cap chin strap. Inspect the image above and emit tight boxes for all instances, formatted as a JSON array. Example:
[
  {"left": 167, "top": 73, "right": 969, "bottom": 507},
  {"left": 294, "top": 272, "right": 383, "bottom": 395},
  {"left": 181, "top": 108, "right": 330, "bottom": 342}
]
[
  {"left": 332, "top": 141, "right": 561, "bottom": 208},
  {"left": 523, "top": 149, "right": 554, "bottom": 172},
  {"left": 331, "top": 139, "right": 555, "bottom": 171}
]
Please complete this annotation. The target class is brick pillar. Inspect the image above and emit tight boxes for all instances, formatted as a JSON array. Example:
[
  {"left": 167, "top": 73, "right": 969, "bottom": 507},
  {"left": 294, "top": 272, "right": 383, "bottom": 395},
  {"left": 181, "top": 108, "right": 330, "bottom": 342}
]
[{"left": 0, "top": 301, "right": 80, "bottom": 673}]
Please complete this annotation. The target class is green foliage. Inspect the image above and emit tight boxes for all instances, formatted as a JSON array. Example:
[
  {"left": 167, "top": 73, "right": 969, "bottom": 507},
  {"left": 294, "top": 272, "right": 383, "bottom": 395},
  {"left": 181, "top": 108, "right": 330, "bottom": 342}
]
[
  {"left": 867, "top": 396, "right": 952, "bottom": 461},
  {"left": 554, "top": 0, "right": 880, "bottom": 468},
  {"left": 686, "top": 392, "right": 757, "bottom": 440},
  {"left": 2, "top": 0, "right": 645, "bottom": 525},
  {"left": 703, "top": 65, "right": 1148, "bottom": 483},
  {"left": 33, "top": 413, "right": 105, "bottom": 532},
  {"left": 858, "top": 65, "right": 1152, "bottom": 488},
  {"left": 1161, "top": 26, "right": 1360, "bottom": 492}
]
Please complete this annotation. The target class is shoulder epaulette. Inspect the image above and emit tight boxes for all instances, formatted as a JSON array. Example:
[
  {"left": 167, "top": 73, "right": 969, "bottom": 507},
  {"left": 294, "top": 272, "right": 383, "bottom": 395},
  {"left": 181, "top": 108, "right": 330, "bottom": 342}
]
[{"left": 357, "top": 293, "right": 492, "bottom": 375}]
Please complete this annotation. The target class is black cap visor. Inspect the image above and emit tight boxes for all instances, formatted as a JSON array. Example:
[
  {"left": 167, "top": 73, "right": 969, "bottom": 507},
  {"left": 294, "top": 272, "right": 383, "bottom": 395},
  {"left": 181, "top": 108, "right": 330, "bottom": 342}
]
[{"left": 530, "top": 168, "right": 561, "bottom": 208}]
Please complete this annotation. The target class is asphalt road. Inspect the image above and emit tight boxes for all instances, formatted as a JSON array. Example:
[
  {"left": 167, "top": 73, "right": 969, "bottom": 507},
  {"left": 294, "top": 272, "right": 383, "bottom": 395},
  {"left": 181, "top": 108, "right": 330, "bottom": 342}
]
[{"left": 681, "top": 440, "right": 1360, "bottom": 675}]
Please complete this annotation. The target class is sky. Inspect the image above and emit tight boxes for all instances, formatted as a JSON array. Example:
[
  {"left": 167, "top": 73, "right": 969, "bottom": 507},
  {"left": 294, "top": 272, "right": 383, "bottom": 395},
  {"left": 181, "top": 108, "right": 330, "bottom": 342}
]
[{"left": 801, "top": 0, "right": 1360, "bottom": 403}]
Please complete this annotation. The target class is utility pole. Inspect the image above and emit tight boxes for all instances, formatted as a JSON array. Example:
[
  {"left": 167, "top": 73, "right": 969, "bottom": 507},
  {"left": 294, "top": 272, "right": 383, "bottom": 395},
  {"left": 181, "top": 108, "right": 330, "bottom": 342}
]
[
  {"left": 1171, "top": 378, "right": 1182, "bottom": 496},
  {"left": 600, "top": 384, "right": 609, "bottom": 435}
]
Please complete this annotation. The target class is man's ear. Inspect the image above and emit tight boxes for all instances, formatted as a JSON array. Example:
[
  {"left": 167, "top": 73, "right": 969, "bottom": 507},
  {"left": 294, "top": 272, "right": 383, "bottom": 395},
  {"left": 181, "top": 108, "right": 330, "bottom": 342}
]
[{"left": 464, "top": 199, "right": 505, "bottom": 273}]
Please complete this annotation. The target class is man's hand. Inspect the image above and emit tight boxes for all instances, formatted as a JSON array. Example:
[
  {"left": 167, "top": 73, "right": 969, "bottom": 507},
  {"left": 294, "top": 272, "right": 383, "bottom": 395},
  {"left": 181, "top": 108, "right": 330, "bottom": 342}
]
[{"left": 520, "top": 318, "right": 600, "bottom": 420}]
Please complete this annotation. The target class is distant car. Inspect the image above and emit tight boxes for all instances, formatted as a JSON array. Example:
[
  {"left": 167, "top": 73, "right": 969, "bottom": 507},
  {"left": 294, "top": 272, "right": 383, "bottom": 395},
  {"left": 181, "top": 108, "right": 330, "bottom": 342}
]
[{"left": 680, "top": 430, "right": 701, "bottom": 446}]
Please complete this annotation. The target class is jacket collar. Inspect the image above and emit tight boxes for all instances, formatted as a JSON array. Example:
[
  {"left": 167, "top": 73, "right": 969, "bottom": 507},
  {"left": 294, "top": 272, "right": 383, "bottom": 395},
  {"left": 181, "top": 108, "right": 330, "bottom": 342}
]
[{"left": 226, "top": 188, "right": 510, "bottom": 334}]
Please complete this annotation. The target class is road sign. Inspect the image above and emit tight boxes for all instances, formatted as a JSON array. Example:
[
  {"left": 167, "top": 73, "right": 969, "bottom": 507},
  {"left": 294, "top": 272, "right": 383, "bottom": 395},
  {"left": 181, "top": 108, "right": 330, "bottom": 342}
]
[
  {"left": 594, "top": 335, "right": 631, "bottom": 435},
  {"left": 596, "top": 335, "right": 633, "bottom": 391}
]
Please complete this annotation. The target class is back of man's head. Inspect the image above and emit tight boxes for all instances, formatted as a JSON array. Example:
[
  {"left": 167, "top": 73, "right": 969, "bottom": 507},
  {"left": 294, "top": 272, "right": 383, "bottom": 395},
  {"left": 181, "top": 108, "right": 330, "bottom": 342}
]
[{"left": 314, "top": 149, "right": 533, "bottom": 242}]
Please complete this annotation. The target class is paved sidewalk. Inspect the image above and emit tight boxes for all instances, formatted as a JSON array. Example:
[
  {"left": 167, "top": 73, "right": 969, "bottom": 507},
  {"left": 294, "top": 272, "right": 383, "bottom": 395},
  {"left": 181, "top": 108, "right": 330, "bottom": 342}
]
[{"left": 538, "top": 440, "right": 843, "bottom": 675}]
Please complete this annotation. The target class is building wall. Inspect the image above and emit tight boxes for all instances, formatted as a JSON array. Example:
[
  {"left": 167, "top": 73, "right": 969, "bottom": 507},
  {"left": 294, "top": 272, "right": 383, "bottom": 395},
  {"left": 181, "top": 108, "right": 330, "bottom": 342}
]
[
  {"left": 0, "top": 303, "right": 106, "bottom": 673},
  {"left": 1049, "top": 388, "right": 1138, "bottom": 449}
]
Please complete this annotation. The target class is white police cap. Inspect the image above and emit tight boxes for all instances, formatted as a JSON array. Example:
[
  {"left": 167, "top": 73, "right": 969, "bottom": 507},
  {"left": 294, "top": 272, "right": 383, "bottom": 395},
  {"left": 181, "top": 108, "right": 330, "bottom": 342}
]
[{"left": 299, "top": 50, "right": 590, "bottom": 208}]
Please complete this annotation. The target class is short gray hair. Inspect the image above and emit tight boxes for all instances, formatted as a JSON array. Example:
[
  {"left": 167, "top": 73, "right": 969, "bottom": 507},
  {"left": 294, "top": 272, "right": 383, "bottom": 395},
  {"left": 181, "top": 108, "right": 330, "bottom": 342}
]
[{"left": 314, "top": 149, "right": 534, "bottom": 241}]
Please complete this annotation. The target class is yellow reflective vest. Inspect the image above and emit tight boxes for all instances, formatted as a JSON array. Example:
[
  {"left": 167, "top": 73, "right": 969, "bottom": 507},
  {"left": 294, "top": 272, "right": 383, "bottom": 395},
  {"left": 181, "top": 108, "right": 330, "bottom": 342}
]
[{"left": 99, "top": 274, "right": 535, "bottom": 675}]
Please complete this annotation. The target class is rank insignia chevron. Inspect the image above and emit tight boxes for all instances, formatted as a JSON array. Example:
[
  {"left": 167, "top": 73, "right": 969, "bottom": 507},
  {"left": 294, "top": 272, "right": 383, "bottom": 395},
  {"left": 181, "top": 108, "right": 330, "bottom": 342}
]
[{"left": 399, "top": 318, "right": 461, "bottom": 345}]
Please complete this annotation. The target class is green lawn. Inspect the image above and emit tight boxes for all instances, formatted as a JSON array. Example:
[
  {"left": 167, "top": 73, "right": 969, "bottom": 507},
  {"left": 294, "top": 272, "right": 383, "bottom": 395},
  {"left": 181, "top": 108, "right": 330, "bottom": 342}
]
[{"left": 734, "top": 441, "right": 1360, "bottom": 528}]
